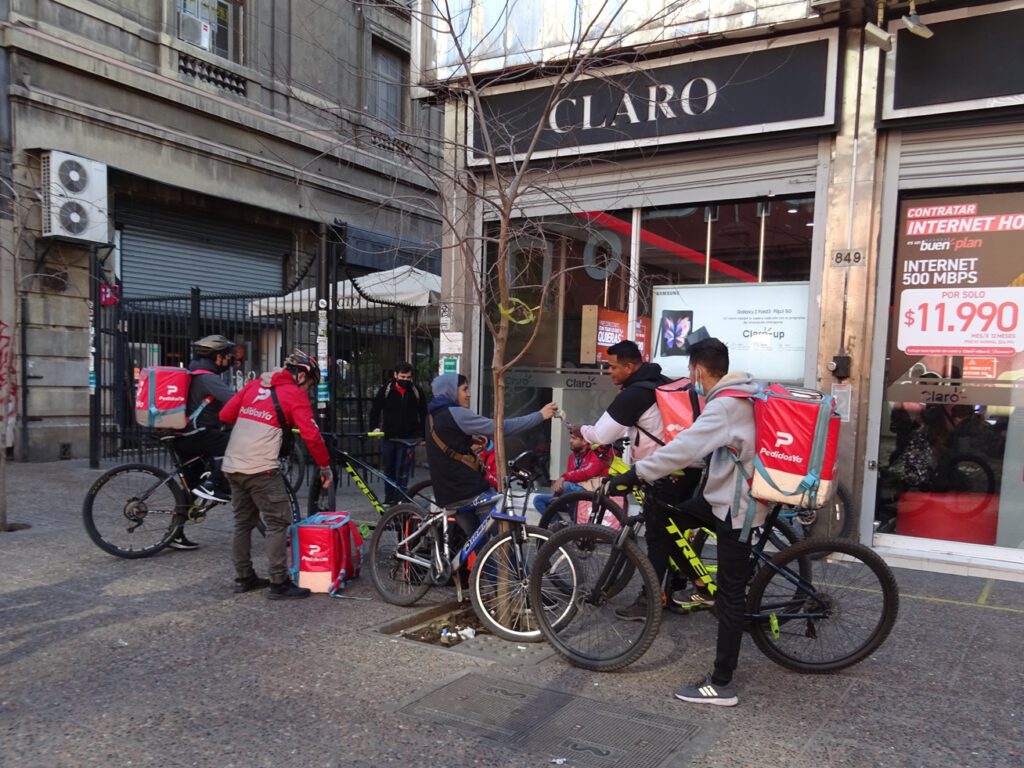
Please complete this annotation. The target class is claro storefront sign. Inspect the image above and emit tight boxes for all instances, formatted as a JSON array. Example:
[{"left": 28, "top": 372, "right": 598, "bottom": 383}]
[{"left": 469, "top": 29, "right": 838, "bottom": 164}]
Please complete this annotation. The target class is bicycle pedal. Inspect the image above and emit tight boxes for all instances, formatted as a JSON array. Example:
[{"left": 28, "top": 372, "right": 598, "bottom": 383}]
[{"left": 186, "top": 506, "right": 209, "bottom": 524}]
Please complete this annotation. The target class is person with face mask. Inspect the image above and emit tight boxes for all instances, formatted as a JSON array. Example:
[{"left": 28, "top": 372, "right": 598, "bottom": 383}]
[
  {"left": 369, "top": 361, "right": 426, "bottom": 505},
  {"left": 169, "top": 334, "right": 239, "bottom": 550},
  {"left": 612, "top": 333, "right": 760, "bottom": 707}
]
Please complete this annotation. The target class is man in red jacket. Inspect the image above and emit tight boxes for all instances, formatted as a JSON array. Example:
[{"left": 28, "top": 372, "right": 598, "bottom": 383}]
[{"left": 220, "top": 349, "right": 333, "bottom": 599}]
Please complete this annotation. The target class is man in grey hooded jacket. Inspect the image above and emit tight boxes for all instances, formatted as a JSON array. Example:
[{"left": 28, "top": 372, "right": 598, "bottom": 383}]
[{"left": 613, "top": 335, "right": 763, "bottom": 707}]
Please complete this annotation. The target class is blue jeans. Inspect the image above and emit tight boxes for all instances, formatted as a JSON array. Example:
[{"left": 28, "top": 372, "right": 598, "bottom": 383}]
[
  {"left": 381, "top": 439, "right": 416, "bottom": 505},
  {"left": 532, "top": 481, "right": 586, "bottom": 515}
]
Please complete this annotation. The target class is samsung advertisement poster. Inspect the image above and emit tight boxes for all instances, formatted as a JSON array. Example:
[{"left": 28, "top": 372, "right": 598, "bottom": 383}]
[{"left": 651, "top": 283, "right": 810, "bottom": 382}]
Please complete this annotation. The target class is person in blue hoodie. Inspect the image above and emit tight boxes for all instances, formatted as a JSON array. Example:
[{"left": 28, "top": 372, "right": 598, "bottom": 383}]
[
  {"left": 426, "top": 373, "right": 557, "bottom": 538},
  {"left": 613, "top": 334, "right": 762, "bottom": 708}
]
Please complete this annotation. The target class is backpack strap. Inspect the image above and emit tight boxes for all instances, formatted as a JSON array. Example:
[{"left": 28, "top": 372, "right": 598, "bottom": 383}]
[
  {"left": 428, "top": 413, "right": 483, "bottom": 474},
  {"left": 720, "top": 447, "right": 757, "bottom": 543},
  {"left": 714, "top": 389, "right": 758, "bottom": 542},
  {"left": 270, "top": 386, "right": 295, "bottom": 457},
  {"left": 627, "top": 379, "right": 667, "bottom": 447},
  {"left": 184, "top": 369, "right": 217, "bottom": 429}
]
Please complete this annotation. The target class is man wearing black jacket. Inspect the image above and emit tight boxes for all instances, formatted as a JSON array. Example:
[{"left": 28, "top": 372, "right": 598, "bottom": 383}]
[
  {"left": 370, "top": 362, "right": 427, "bottom": 505},
  {"left": 172, "top": 334, "right": 238, "bottom": 549},
  {"left": 580, "top": 340, "right": 702, "bottom": 617}
]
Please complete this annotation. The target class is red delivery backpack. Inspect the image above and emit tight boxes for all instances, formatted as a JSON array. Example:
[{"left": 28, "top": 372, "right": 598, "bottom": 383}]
[
  {"left": 289, "top": 512, "right": 364, "bottom": 595},
  {"left": 634, "top": 377, "right": 705, "bottom": 445},
  {"left": 134, "top": 366, "right": 213, "bottom": 430},
  {"left": 720, "top": 383, "right": 841, "bottom": 513}
]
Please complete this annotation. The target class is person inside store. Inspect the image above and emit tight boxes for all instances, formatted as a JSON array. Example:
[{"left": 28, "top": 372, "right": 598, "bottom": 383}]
[
  {"left": 426, "top": 373, "right": 557, "bottom": 543},
  {"left": 369, "top": 361, "right": 427, "bottom": 505},
  {"left": 169, "top": 334, "right": 238, "bottom": 551},
  {"left": 219, "top": 349, "right": 333, "bottom": 598},
  {"left": 578, "top": 339, "right": 702, "bottom": 617},
  {"left": 611, "top": 332, "right": 760, "bottom": 707}
]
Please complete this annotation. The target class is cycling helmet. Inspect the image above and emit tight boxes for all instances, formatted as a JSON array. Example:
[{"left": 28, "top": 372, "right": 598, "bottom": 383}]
[
  {"left": 284, "top": 348, "right": 321, "bottom": 386},
  {"left": 193, "top": 334, "right": 235, "bottom": 358}
]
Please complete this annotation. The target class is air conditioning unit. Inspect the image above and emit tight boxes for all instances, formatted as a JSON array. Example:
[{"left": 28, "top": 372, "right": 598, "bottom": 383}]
[
  {"left": 178, "top": 11, "right": 211, "bottom": 50},
  {"left": 41, "top": 150, "right": 109, "bottom": 244}
]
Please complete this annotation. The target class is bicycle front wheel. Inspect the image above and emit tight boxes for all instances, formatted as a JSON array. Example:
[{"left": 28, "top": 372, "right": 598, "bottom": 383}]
[
  {"left": 529, "top": 524, "right": 661, "bottom": 671},
  {"left": 83, "top": 464, "right": 186, "bottom": 558},
  {"left": 538, "top": 491, "right": 626, "bottom": 532},
  {"left": 470, "top": 525, "right": 565, "bottom": 643},
  {"left": 746, "top": 537, "right": 899, "bottom": 673},
  {"left": 368, "top": 504, "right": 435, "bottom": 606}
]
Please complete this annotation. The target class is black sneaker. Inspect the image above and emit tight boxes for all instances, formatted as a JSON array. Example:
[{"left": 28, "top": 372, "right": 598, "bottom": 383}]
[
  {"left": 267, "top": 581, "right": 311, "bottom": 600},
  {"left": 193, "top": 480, "right": 231, "bottom": 504},
  {"left": 234, "top": 574, "right": 270, "bottom": 593},
  {"left": 673, "top": 674, "right": 738, "bottom": 707},
  {"left": 614, "top": 593, "right": 649, "bottom": 622},
  {"left": 167, "top": 531, "right": 199, "bottom": 550}
]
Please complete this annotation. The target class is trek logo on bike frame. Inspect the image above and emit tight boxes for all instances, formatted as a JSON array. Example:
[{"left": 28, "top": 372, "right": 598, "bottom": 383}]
[
  {"left": 665, "top": 518, "right": 717, "bottom": 596},
  {"left": 343, "top": 462, "right": 385, "bottom": 515}
]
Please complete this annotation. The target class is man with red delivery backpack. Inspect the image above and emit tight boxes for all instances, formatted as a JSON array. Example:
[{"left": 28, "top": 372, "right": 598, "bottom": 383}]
[{"left": 219, "top": 349, "right": 333, "bottom": 599}]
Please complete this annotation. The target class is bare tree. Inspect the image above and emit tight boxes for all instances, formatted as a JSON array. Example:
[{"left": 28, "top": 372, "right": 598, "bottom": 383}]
[{"left": 402, "top": 0, "right": 696, "bottom": 481}]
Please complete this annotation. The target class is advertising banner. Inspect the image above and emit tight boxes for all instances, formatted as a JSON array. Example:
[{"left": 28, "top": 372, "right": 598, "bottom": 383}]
[
  {"left": 651, "top": 283, "right": 809, "bottom": 381},
  {"left": 887, "top": 191, "right": 1024, "bottom": 399}
]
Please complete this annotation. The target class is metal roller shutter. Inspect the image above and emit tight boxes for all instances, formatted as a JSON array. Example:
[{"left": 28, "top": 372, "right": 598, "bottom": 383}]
[
  {"left": 504, "top": 139, "right": 823, "bottom": 219},
  {"left": 898, "top": 122, "right": 1024, "bottom": 188},
  {"left": 116, "top": 204, "right": 290, "bottom": 298}
]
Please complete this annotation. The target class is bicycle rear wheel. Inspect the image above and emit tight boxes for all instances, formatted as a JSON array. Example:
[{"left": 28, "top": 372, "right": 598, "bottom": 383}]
[
  {"left": 529, "top": 524, "right": 661, "bottom": 671},
  {"left": 280, "top": 443, "right": 306, "bottom": 494},
  {"left": 83, "top": 464, "right": 186, "bottom": 558},
  {"left": 537, "top": 491, "right": 626, "bottom": 532},
  {"left": 470, "top": 525, "right": 563, "bottom": 642},
  {"left": 406, "top": 479, "right": 437, "bottom": 510},
  {"left": 368, "top": 504, "right": 435, "bottom": 606},
  {"left": 746, "top": 537, "right": 899, "bottom": 673}
]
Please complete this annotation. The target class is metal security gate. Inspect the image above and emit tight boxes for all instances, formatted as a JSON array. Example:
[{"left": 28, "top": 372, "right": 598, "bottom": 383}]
[{"left": 91, "top": 230, "right": 437, "bottom": 479}]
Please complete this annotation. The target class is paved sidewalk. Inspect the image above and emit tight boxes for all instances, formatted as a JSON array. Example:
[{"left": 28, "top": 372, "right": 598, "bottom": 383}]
[{"left": 1, "top": 460, "right": 1022, "bottom": 767}]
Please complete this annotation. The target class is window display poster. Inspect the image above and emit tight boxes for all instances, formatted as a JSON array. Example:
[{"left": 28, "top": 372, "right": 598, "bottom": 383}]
[
  {"left": 888, "top": 190, "right": 1024, "bottom": 392},
  {"left": 581, "top": 306, "right": 652, "bottom": 362},
  {"left": 651, "top": 283, "right": 809, "bottom": 381}
]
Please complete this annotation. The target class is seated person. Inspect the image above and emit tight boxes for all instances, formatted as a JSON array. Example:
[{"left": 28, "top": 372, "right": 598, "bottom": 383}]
[{"left": 533, "top": 424, "right": 613, "bottom": 515}]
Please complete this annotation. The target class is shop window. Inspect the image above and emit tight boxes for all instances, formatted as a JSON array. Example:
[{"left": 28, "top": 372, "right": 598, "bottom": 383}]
[
  {"left": 178, "top": 0, "right": 243, "bottom": 62},
  {"left": 875, "top": 188, "right": 1023, "bottom": 549},
  {"left": 371, "top": 40, "right": 406, "bottom": 131}
]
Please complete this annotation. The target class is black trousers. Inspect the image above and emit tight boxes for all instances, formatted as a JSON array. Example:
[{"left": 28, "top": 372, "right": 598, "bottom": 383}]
[
  {"left": 659, "top": 495, "right": 754, "bottom": 686},
  {"left": 643, "top": 470, "right": 702, "bottom": 588},
  {"left": 173, "top": 429, "right": 231, "bottom": 489}
]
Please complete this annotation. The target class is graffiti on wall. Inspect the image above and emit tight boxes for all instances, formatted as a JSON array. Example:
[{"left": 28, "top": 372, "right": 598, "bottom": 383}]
[{"left": 0, "top": 320, "right": 17, "bottom": 449}]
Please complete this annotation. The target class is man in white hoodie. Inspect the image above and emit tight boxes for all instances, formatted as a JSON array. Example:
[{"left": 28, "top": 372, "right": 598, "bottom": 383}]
[{"left": 613, "top": 334, "right": 763, "bottom": 707}]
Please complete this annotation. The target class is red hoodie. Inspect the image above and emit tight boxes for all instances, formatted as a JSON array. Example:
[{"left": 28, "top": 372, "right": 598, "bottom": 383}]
[
  {"left": 220, "top": 369, "right": 330, "bottom": 475},
  {"left": 562, "top": 445, "right": 613, "bottom": 484}
]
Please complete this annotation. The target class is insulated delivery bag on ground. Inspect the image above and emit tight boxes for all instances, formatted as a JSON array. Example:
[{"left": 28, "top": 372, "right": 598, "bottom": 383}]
[
  {"left": 289, "top": 512, "right": 364, "bottom": 594},
  {"left": 730, "top": 383, "right": 841, "bottom": 509}
]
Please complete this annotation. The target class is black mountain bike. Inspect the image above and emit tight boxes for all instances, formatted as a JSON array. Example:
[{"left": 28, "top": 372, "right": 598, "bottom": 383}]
[
  {"left": 82, "top": 434, "right": 300, "bottom": 559},
  {"left": 529, "top": 482, "right": 898, "bottom": 673}
]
